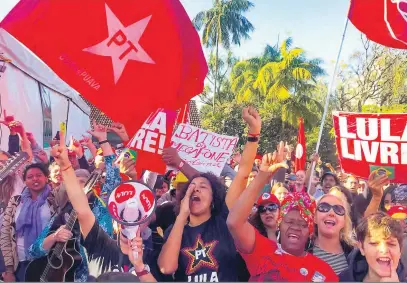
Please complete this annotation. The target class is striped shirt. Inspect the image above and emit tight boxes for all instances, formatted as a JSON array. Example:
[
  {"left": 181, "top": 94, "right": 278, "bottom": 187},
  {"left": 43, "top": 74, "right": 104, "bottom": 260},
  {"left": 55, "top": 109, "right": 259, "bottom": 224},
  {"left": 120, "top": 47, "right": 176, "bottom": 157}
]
[{"left": 313, "top": 246, "right": 348, "bottom": 275}]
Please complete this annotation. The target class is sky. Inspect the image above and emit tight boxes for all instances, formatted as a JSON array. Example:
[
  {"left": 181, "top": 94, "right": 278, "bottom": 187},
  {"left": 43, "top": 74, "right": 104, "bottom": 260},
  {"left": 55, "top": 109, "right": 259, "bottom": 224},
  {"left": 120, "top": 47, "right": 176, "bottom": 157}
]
[{"left": 0, "top": 0, "right": 364, "bottom": 79}]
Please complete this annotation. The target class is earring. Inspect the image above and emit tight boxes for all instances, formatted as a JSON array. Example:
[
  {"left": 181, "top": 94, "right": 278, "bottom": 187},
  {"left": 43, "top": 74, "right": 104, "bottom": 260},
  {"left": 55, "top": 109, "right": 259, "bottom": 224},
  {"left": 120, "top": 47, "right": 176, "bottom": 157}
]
[{"left": 211, "top": 203, "right": 215, "bottom": 210}]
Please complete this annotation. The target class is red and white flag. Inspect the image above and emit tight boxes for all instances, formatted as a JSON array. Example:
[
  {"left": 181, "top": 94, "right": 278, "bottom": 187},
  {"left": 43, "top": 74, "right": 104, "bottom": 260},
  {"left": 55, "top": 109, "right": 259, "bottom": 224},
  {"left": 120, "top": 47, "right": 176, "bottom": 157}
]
[
  {"left": 349, "top": 0, "right": 407, "bottom": 49},
  {"left": 0, "top": 0, "right": 207, "bottom": 135},
  {"left": 295, "top": 118, "right": 306, "bottom": 172}
]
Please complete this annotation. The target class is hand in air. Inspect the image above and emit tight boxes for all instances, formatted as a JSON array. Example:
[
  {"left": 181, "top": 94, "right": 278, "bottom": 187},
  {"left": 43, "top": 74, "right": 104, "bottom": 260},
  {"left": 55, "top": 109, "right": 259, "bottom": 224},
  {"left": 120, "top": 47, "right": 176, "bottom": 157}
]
[
  {"left": 50, "top": 130, "right": 71, "bottom": 169},
  {"left": 242, "top": 106, "right": 261, "bottom": 135},
  {"left": 128, "top": 228, "right": 144, "bottom": 269},
  {"left": 367, "top": 171, "right": 389, "bottom": 198},
  {"left": 108, "top": 122, "right": 129, "bottom": 143},
  {"left": 259, "top": 142, "right": 288, "bottom": 174},
  {"left": 162, "top": 147, "right": 182, "bottom": 168},
  {"left": 87, "top": 120, "right": 108, "bottom": 142}
]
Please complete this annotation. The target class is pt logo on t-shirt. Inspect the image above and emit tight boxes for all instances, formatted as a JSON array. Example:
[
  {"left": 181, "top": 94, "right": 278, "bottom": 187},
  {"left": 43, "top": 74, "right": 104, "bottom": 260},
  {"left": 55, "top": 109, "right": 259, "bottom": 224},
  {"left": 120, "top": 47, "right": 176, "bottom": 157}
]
[{"left": 182, "top": 234, "right": 219, "bottom": 282}]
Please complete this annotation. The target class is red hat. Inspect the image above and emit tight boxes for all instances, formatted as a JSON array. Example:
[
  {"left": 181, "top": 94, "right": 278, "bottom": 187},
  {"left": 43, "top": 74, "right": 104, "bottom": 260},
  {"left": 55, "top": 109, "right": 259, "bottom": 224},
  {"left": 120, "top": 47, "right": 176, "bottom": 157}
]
[
  {"left": 257, "top": 193, "right": 280, "bottom": 207},
  {"left": 387, "top": 205, "right": 407, "bottom": 220}
]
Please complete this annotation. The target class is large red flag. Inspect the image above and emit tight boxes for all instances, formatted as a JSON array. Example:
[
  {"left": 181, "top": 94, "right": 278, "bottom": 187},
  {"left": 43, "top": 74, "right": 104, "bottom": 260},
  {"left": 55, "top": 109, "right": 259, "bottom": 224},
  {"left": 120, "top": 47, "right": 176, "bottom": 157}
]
[
  {"left": 0, "top": 0, "right": 207, "bottom": 135},
  {"left": 349, "top": 0, "right": 407, "bottom": 49},
  {"left": 295, "top": 118, "right": 306, "bottom": 172}
]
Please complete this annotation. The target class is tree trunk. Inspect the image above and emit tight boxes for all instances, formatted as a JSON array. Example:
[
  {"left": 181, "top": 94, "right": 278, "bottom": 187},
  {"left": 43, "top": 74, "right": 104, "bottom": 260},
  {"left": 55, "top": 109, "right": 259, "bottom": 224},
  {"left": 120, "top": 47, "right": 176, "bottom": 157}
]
[{"left": 213, "top": 32, "right": 220, "bottom": 112}]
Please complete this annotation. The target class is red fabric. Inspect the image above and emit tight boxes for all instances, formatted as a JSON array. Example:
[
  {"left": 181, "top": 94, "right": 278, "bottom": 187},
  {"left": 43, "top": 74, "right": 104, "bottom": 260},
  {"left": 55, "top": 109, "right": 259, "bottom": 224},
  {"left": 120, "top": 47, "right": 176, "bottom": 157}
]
[
  {"left": 333, "top": 112, "right": 407, "bottom": 183},
  {"left": 295, "top": 118, "right": 306, "bottom": 172},
  {"left": 177, "top": 103, "right": 190, "bottom": 125},
  {"left": 349, "top": 0, "right": 407, "bottom": 49},
  {"left": 256, "top": 192, "right": 280, "bottom": 207},
  {"left": 240, "top": 230, "right": 338, "bottom": 282},
  {"left": 1, "top": 0, "right": 207, "bottom": 135},
  {"left": 125, "top": 109, "right": 177, "bottom": 174}
]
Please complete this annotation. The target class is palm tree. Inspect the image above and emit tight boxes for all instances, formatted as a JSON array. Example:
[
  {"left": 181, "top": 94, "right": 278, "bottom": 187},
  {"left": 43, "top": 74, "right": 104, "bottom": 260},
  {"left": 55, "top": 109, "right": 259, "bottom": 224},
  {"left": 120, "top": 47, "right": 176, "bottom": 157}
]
[
  {"left": 193, "top": 0, "right": 254, "bottom": 110},
  {"left": 231, "top": 38, "right": 325, "bottom": 126}
]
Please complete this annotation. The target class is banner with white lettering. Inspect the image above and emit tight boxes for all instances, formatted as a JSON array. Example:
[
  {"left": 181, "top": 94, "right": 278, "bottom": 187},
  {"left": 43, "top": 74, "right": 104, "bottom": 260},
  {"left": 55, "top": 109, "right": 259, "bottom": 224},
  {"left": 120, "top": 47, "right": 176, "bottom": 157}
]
[
  {"left": 124, "top": 109, "right": 177, "bottom": 175},
  {"left": 171, "top": 124, "right": 238, "bottom": 176},
  {"left": 333, "top": 111, "right": 407, "bottom": 182}
]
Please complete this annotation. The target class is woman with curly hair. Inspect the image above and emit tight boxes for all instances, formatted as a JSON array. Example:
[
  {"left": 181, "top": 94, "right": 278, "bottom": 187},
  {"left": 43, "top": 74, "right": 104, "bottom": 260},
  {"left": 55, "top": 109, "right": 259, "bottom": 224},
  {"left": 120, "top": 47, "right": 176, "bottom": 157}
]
[{"left": 158, "top": 107, "right": 263, "bottom": 282}]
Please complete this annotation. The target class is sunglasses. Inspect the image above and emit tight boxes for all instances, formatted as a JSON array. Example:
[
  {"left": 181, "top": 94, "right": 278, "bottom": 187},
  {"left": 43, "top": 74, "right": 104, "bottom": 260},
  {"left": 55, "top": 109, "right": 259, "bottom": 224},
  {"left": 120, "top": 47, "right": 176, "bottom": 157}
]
[
  {"left": 317, "top": 202, "right": 345, "bottom": 216},
  {"left": 258, "top": 203, "right": 279, "bottom": 214}
]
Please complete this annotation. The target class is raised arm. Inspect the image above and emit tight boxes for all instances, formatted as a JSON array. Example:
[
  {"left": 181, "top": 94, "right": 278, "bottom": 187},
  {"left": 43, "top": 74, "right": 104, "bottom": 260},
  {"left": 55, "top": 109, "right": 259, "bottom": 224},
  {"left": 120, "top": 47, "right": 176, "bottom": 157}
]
[
  {"left": 50, "top": 130, "right": 95, "bottom": 239},
  {"left": 227, "top": 144, "right": 287, "bottom": 253},
  {"left": 225, "top": 107, "right": 261, "bottom": 209},
  {"left": 364, "top": 172, "right": 388, "bottom": 217},
  {"left": 162, "top": 147, "right": 199, "bottom": 180},
  {"left": 158, "top": 185, "right": 194, "bottom": 275}
]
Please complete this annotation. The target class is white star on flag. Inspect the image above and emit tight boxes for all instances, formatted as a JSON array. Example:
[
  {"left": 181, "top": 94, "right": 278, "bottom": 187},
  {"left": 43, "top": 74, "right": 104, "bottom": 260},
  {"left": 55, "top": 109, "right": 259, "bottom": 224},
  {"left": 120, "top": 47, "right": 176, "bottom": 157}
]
[{"left": 83, "top": 3, "right": 155, "bottom": 84}]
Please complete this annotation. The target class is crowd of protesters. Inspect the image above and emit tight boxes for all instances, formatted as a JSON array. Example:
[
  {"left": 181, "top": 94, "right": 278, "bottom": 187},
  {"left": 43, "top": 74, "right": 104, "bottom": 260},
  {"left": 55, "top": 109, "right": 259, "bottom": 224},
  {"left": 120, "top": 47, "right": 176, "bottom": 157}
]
[{"left": 0, "top": 106, "right": 405, "bottom": 282}]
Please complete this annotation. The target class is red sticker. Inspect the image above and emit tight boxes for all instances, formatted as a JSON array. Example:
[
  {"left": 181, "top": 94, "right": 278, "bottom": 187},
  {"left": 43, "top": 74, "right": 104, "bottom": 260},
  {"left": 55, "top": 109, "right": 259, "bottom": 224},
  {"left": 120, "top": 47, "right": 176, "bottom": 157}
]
[
  {"left": 115, "top": 184, "right": 136, "bottom": 204},
  {"left": 108, "top": 202, "right": 119, "bottom": 219},
  {"left": 140, "top": 190, "right": 154, "bottom": 212}
]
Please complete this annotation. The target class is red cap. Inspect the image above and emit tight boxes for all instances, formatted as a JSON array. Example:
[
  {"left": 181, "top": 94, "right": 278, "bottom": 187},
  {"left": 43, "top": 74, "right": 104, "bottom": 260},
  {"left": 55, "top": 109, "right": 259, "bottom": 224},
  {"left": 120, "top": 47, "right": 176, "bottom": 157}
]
[
  {"left": 256, "top": 193, "right": 280, "bottom": 207},
  {"left": 387, "top": 205, "right": 407, "bottom": 220}
]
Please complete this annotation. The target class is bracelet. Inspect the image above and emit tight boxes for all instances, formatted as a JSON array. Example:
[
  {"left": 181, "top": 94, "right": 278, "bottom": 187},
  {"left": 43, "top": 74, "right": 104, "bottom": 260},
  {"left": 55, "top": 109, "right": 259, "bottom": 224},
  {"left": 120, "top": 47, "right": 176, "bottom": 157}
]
[
  {"left": 248, "top": 133, "right": 260, "bottom": 137},
  {"left": 61, "top": 165, "right": 73, "bottom": 172},
  {"left": 247, "top": 136, "right": 259, "bottom": 143},
  {"left": 177, "top": 161, "right": 185, "bottom": 170},
  {"left": 99, "top": 140, "right": 109, "bottom": 145}
]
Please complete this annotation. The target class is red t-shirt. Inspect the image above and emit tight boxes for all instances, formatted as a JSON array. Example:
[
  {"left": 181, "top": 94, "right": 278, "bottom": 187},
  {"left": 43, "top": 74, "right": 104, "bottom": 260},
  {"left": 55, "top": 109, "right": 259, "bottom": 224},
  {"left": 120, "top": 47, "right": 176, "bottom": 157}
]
[{"left": 240, "top": 230, "right": 338, "bottom": 282}]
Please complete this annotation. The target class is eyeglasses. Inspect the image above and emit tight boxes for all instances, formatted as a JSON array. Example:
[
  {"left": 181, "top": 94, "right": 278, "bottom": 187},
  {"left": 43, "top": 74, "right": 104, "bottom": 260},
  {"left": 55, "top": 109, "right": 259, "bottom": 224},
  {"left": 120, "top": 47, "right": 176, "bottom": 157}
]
[
  {"left": 317, "top": 202, "right": 345, "bottom": 216},
  {"left": 258, "top": 203, "right": 279, "bottom": 214}
]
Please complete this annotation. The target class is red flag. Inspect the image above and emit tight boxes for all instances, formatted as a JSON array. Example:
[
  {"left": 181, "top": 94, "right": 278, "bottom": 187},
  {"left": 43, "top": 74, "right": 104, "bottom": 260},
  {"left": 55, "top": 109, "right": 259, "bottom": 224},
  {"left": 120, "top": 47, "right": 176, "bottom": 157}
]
[
  {"left": 177, "top": 103, "right": 190, "bottom": 125},
  {"left": 349, "top": 0, "right": 407, "bottom": 49},
  {"left": 295, "top": 118, "right": 306, "bottom": 172},
  {"left": 0, "top": 0, "right": 207, "bottom": 135},
  {"left": 122, "top": 109, "right": 177, "bottom": 175}
]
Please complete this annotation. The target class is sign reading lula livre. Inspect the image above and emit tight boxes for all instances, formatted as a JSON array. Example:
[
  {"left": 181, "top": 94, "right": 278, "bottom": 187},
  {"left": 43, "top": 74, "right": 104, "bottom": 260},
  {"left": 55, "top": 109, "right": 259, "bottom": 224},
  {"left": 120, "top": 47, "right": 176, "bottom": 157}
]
[
  {"left": 171, "top": 124, "right": 238, "bottom": 176},
  {"left": 333, "top": 112, "right": 407, "bottom": 182}
]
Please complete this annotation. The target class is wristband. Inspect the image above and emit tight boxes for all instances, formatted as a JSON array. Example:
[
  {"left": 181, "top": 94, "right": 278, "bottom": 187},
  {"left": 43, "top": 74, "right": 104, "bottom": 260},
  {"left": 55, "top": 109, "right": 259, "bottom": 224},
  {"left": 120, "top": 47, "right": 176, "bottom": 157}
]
[
  {"left": 248, "top": 133, "right": 260, "bottom": 137},
  {"left": 99, "top": 140, "right": 109, "bottom": 145},
  {"left": 177, "top": 160, "right": 185, "bottom": 170},
  {"left": 247, "top": 136, "right": 259, "bottom": 143},
  {"left": 61, "top": 165, "right": 73, "bottom": 172}
]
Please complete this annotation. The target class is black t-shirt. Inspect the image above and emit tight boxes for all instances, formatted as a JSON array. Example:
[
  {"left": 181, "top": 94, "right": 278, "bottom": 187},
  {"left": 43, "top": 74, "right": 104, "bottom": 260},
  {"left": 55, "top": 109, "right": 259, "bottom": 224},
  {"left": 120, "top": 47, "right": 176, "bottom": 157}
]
[
  {"left": 83, "top": 220, "right": 167, "bottom": 281},
  {"left": 164, "top": 204, "right": 238, "bottom": 282}
]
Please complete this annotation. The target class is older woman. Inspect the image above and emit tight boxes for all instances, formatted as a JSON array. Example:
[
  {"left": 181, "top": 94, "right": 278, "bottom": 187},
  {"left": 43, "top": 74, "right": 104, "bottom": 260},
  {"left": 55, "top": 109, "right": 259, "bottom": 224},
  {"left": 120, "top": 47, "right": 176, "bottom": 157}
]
[
  {"left": 0, "top": 163, "right": 57, "bottom": 282},
  {"left": 227, "top": 150, "right": 338, "bottom": 282}
]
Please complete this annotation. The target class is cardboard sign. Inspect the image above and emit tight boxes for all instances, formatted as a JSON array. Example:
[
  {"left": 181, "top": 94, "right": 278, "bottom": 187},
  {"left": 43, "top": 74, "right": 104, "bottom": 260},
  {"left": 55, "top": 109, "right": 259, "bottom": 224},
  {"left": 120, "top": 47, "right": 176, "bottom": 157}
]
[
  {"left": 171, "top": 124, "right": 238, "bottom": 176},
  {"left": 333, "top": 111, "right": 407, "bottom": 182},
  {"left": 123, "top": 109, "right": 177, "bottom": 174}
]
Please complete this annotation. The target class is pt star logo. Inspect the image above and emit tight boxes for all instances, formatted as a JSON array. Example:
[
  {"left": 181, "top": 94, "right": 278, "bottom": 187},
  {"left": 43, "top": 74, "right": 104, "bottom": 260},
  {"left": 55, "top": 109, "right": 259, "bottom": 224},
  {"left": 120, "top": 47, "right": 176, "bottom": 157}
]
[
  {"left": 181, "top": 234, "right": 219, "bottom": 275},
  {"left": 83, "top": 3, "right": 155, "bottom": 84}
]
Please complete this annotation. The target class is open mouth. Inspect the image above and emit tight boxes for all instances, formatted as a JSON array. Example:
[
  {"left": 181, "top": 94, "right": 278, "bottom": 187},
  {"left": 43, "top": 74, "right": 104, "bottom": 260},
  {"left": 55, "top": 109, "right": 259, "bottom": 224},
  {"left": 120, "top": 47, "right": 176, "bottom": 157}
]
[
  {"left": 191, "top": 195, "right": 201, "bottom": 203},
  {"left": 34, "top": 182, "right": 40, "bottom": 187},
  {"left": 265, "top": 216, "right": 274, "bottom": 221},
  {"left": 324, "top": 219, "right": 336, "bottom": 227},
  {"left": 377, "top": 257, "right": 391, "bottom": 268},
  {"left": 287, "top": 233, "right": 300, "bottom": 241}
]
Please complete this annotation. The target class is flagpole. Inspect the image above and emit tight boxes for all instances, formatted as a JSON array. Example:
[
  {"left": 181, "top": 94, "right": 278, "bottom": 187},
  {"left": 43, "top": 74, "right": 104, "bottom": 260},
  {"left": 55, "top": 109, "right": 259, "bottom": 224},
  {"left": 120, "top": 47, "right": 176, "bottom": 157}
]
[{"left": 307, "top": 13, "right": 350, "bottom": 193}]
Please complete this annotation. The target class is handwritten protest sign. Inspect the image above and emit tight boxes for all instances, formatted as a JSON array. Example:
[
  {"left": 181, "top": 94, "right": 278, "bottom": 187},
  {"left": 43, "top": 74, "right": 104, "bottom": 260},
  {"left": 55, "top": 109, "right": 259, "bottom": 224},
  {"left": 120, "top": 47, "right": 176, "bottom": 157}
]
[
  {"left": 123, "top": 109, "right": 177, "bottom": 174},
  {"left": 333, "top": 111, "right": 407, "bottom": 182},
  {"left": 171, "top": 124, "right": 238, "bottom": 176}
]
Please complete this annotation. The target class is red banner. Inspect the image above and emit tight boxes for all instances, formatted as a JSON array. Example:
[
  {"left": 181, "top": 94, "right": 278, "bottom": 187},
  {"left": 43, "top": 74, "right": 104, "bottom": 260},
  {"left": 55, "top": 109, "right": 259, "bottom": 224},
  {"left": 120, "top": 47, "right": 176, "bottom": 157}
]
[
  {"left": 295, "top": 118, "right": 306, "bottom": 172},
  {"left": 333, "top": 112, "right": 407, "bottom": 182},
  {"left": 0, "top": 0, "right": 207, "bottom": 135},
  {"left": 124, "top": 109, "right": 177, "bottom": 174},
  {"left": 349, "top": 0, "right": 407, "bottom": 49}
]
